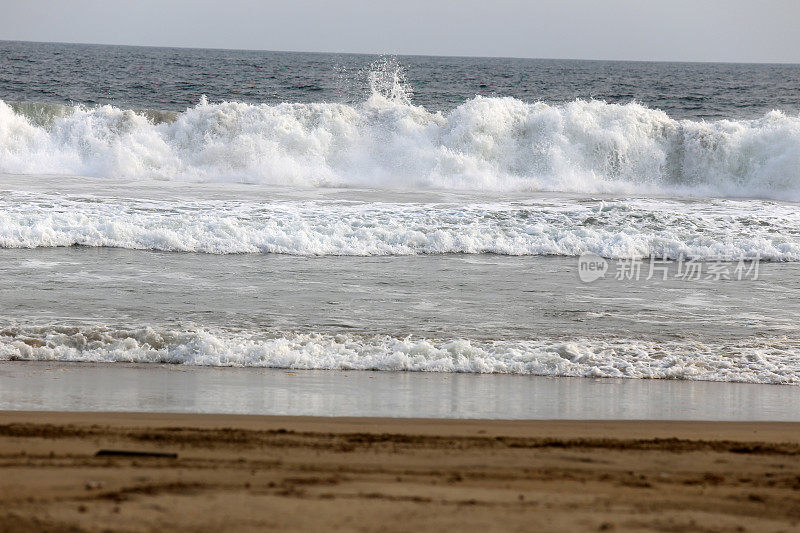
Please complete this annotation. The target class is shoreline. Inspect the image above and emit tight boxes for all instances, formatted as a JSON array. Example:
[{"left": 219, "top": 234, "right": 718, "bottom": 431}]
[
  {"left": 2, "top": 361, "right": 799, "bottom": 421},
  {"left": 2, "top": 411, "right": 799, "bottom": 531}
]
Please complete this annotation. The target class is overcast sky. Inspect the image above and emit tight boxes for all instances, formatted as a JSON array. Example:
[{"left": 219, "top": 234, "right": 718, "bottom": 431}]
[{"left": 1, "top": 0, "right": 798, "bottom": 63}]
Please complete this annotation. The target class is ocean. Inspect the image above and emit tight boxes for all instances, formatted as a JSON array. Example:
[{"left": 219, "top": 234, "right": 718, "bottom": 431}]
[{"left": 2, "top": 40, "right": 800, "bottom": 388}]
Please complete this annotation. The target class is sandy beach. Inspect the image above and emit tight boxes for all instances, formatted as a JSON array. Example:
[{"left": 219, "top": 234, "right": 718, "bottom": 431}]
[{"left": 1, "top": 411, "right": 799, "bottom": 532}]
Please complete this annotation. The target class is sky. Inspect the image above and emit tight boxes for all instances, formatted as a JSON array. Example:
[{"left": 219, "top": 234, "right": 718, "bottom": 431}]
[{"left": 1, "top": 0, "right": 799, "bottom": 63}]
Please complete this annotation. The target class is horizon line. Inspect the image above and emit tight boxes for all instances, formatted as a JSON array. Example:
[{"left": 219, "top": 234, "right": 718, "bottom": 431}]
[{"left": 3, "top": 38, "right": 799, "bottom": 67}]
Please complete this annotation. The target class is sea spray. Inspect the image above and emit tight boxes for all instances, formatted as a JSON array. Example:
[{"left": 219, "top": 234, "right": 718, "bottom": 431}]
[{"left": 3, "top": 95, "right": 800, "bottom": 199}]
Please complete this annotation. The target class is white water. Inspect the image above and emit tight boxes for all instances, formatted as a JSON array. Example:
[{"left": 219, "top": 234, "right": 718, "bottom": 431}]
[
  {"left": 3, "top": 94, "right": 800, "bottom": 199},
  {"left": 1, "top": 191, "right": 798, "bottom": 259},
  {"left": 2, "top": 325, "right": 798, "bottom": 384}
]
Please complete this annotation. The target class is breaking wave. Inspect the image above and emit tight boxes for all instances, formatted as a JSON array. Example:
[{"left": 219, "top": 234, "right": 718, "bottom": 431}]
[
  {"left": 3, "top": 91, "right": 800, "bottom": 199},
  {"left": 2, "top": 325, "right": 798, "bottom": 384},
  {"left": 2, "top": 193, "right": 800, "bottom": 259}
]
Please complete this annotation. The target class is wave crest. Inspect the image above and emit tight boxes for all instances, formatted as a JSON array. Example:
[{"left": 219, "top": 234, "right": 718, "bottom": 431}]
[
  {"left": 2, "top": 325, "right": 797, "bottom": 384},
  {"left": 2, "top": 94, "right": 800, "bottom": 198}
]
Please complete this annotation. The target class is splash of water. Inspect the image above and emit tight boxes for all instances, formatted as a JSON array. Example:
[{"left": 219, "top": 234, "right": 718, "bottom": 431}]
[{"left": 2, "top": 63, "right": 800, "bottom": 199}]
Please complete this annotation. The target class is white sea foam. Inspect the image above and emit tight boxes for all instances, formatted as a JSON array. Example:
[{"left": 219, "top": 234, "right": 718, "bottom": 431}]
[
  {"left": 3, "top": 93, "right": 800, "bottom": 198},
  {"left": 1, "top": 192, "right": 799, "bottom": 259},
  {"left": 1, "top": 325, "right": 797, "bottom": 384}
]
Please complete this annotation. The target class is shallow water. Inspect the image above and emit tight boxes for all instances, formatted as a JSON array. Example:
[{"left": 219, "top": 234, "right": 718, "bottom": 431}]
[
  {"left": 2, "top": 237, "right": 799, "bottom": 383},
  {"left": 3, "top": 362, "right": 799, "bottom": 420}
]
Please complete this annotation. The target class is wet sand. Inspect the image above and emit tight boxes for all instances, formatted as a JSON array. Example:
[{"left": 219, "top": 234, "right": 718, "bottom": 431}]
[{"left": 1, "top": 411, "right": 799, "bottom": 532}]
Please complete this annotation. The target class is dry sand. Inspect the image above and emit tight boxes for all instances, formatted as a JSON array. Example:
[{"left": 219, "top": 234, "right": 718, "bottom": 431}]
[{"left": 1, "top": 411, "right": 799, "bottom": 532}]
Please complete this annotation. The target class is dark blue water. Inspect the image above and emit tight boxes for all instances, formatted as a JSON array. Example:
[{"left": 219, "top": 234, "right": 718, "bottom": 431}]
[{"left": 2, "top": 39, "right": 799, "bottom": 119}]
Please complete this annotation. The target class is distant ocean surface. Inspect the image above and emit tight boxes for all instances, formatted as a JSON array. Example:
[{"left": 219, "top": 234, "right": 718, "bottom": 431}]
[{"left": 1, "top": 40, "right": 800, "bottom": 384}]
